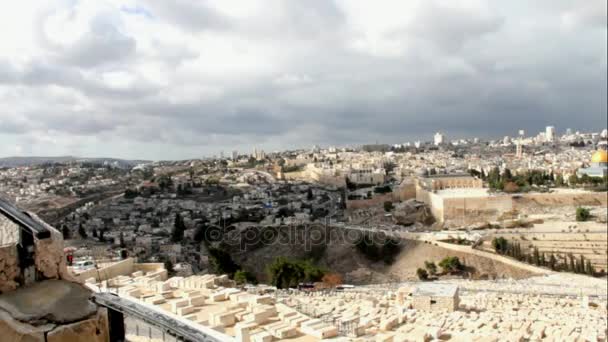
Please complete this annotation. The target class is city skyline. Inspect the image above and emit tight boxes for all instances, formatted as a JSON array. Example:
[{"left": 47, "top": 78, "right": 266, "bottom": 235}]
[{"left": 0, "top": 0, "right": 606, "bottom": 160}]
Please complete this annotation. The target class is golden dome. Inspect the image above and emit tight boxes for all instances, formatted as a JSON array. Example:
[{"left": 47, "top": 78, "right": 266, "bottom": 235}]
[{"left": 591, "top": 149, "right": 608, "bottom": 163}]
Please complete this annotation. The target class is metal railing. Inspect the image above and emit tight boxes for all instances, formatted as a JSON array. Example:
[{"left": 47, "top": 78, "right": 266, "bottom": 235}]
[{"left": 93, "top": 292, "right": 233, "bottom": 342}]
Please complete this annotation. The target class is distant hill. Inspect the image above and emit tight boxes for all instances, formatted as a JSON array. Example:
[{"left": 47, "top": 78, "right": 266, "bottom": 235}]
[{"left": 0, "top": 156, "right": 151, "bottom": 168}]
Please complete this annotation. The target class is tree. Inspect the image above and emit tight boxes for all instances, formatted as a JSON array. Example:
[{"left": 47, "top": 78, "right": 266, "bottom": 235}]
[
  {"left": 171, "top": 213, "right": 186, "bottom": 242},
  {"left": 555, "top": 174, "right": 565, "bottom": 187},
  {"left": 416, "top": 268, "right": 429, "bottom": 280},
  {"left": 208, "top": 247, "right": 240, "bottom": 276},
  {"left": 307, "top": 188, "right": 314, "bottom": 201},
  {"left": 234, "top": 270, "right": 257, "bottom": 285},
  {"left": 267, "top": 257, "right": 325, "bottom": 289},
  {"left": 193, "top": 223, "right": 208, "bottom": 243},
  {"left": 438, "top": 256, "right": 463, "bottom": 274},
  {"left": 92, "top": 229, "right": 98, "bottom": 238},
  {"left": 540, "top": 252, "right": 546, "bottom": 266},
  {"left": 492, "top": 237, "right": 508, "bottom": 254},
  {"left": 585, "top": 260, "right": 594, "bottom": 276},
  {"left": 576, "top": 207, "right": 590, "bottom": 222},
  {"left": 568, "top": 174, "right": 579, "bottom": 186},
  {"left": 569, "top": 254, "right": 576, "bottom": 272},
  {"left": 502, "top": 168, "right": 513, "bottom": 181},
  {"left": 119, "top": 231, "right": 126, "bottom": 248},
  {"left": 532, "top": 247, "right": 540, "bottom": 266},
  {"left": 164, "top": 260, "right": 174, "bottom": 274},
  {"left": 124, "top": 188, "right": 139, "bottom": 199},
  {"left": 383, "top": 201, "right": 394, "bottom": 212},
  {"left": 61, "top": 225, "right": 71, "bottom": 240},
  {"left": 98, "top": 229, "right": 105, "bottom": 242},
  {"left": 424, "top": 261, "right": 437, "bottom": 275},
  {"left": 549, "top": 254, "right": 557, "bottom": 270},
  {"left": 78, "top": 223, "right": 87, "bottom": 239}
]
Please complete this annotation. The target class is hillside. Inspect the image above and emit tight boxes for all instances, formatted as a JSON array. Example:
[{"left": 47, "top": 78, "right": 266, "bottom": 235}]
[
  {"left": 213, "top": 226, "right": 536, "bottom": 284},
  {"left": 0, "top": 156, "right": 150, "bottom": 168}
]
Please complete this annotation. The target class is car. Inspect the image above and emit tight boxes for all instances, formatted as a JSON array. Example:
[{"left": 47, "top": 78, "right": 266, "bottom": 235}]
[{"left": 73, "top": 260, "right": 96, "bottom": 271}]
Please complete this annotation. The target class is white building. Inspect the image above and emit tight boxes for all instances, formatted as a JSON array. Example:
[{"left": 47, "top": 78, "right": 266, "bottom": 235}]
[
  {"left": 434, "top": 132, "right": 445, "bottom": 146},
  {"left": 546, "top": 126, "right": 556, "bottom": 142}
]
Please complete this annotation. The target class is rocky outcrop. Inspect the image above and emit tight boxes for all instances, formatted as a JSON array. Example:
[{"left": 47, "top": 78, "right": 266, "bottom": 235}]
[
  {"left": 0, "top": 280, "right": 98, "bottom": 324},
  {"left": 47, "top": 308, "right": 109, "bottom": 342},
  {"left": 0, "top": 310, "right": 51, "bottom": 342}
]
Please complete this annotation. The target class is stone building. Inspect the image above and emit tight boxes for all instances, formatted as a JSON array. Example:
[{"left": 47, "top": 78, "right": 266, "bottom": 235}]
[
  {"left": 417, "top": 174, "right": 483, "bottom": 192},
  {"left": 410, "top": 283, "right": 459, "bottom": 312}
]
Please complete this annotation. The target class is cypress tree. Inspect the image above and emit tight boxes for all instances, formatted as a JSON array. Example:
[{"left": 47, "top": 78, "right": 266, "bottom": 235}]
[
  {"left": 533, "top": 247, "right": 540, "bottom": 266},
  {"left": 585, "top": 260, "right": 594, "bottom": 276},
  {"left": 541, "top": 253, "right": 546, "bottom": 266},
  {"left": 569, "top": 254, "right": 575, "bottom": 272},
  {"left": 549, "top": 254, "right": 557, "bottom": 270}
]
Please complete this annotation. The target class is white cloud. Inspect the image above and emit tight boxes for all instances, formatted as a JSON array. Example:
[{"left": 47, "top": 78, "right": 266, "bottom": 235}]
[{"left": 0, "top": 0, "right": 605, "bottom": 160}]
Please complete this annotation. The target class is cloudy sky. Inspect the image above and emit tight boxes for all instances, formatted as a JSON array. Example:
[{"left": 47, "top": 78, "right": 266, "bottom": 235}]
[{"left": 0, "top": 0, "right": 606, "bottom": 160}]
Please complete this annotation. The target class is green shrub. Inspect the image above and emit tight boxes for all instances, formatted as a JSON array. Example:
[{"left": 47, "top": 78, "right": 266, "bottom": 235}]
[
  {"left": 208, "top": 247, "right": 240, "bottom": 277},
  {"left": 424, "top": 261, "right": 437, "bottom": 275},
  {"left": 416, "top": 268, "right": 429, "bottom": 280},
  {"left": 354, "top": 233, "right": 402, "bottom": 265},
  {"left": 438, "top": 256, "right": 463, "bottom": 274},
  {"left": 576, "top": 207, "right": 590, "bottom": 222},
  {"left": 234, "top": 270, "right": 257, "bottom": 285},
  {"left": 266, "top": 257, "right": 325, "bottom": 289}
]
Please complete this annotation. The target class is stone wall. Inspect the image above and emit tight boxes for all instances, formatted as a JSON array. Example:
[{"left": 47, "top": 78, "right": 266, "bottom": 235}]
[
  {"left": 31, "top": 213, "right": 74, "bottom": 282},
  {"left": 418, "top": 189, "right": 607, "bottom": 223},
  {"left": 397, "top": 180, "right": 416, "bottom": 201},
  {"left": 134, "top": 262, "right": 166, "bottom": 274},
  {"left": 0, "top": 245, "right": 19, "bottom": 293},
  {"left": 346, "top": 193, "right": 396, "bottom": 209},
  {"left": 442, "top": 196, "right": 513, "bottom": 223},
  {"left": 0, "top": 214, "right": 19, "bottom": 246},
  {"left": 72, "top": 258, "right": 135, "bottom": 283}
]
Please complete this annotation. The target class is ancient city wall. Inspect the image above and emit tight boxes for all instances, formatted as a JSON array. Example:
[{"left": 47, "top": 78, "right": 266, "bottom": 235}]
[
  {"left": 513, "top": 192, "right": 607, "bottom": 211},
  {"left": 415, "top": 189, "right": 445, "bottom": 222},
  {"left": 435, "top": 191, "right": 607, "bottom": 223},
  {"left": 397, "top": 181, "right": 417, "bottom": 201},
  {"left": 346, "top": 193, "right": 396, "bottom": 209},
  {"left": 442, "top": 196, "right": 513, "bottom": 222}
]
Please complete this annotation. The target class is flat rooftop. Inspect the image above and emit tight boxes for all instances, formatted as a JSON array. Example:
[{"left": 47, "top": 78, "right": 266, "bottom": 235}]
[
  {"left": 412, "top": 283, "right": 458, "bottom": 297},
  {"left": 435, "top": 188, "right": 489, "bottom": 198}
]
